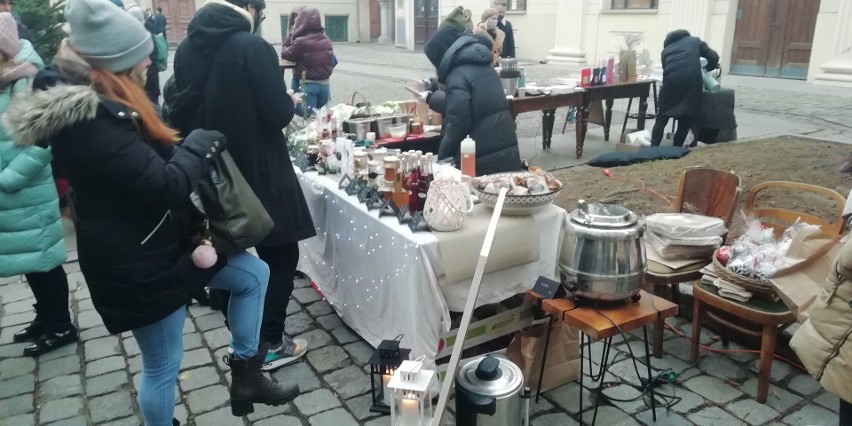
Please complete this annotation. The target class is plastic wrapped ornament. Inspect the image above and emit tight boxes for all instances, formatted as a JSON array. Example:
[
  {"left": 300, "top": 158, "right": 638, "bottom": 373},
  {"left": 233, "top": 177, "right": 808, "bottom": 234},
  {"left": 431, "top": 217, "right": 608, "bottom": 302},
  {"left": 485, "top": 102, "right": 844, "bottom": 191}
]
[
  {"left": 727, "top": 255, "right": 755, "bottom": 277},
  {"left": 753, "top": 262, "right": 777, "bottom": 281},
  {"left": 716, "top": 246, "right": 732, "bottom": 266},
  {"left": 729, "top": 242, "right": 751, "bottom": 259}
]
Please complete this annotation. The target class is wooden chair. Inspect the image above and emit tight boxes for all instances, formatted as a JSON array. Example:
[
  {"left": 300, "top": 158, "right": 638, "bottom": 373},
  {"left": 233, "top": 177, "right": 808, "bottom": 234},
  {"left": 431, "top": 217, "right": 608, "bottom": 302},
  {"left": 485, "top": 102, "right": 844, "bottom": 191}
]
[
  {"left": 645, "top": 168, "right": 742, "bottom": 358},
  {"left": 690, "top": 181, "right": 846, "bottom": 403}
]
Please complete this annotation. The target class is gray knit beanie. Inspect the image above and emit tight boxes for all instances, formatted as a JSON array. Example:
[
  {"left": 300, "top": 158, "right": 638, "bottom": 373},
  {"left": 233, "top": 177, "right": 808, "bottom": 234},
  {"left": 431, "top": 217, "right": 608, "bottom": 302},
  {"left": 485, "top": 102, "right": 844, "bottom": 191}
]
[{"left": 65, "top": 0, "right": 152, "bottom": 73}]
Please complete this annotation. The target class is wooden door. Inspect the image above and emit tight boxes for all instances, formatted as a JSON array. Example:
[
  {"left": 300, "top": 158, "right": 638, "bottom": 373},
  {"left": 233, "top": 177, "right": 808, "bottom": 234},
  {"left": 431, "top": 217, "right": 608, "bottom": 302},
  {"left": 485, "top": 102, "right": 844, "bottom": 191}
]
[
  {"left": 730, "top": 0, "right": 819, "bottom": 79},
  {"left": 370, "top": 0, "right": 380, "bottom": 39},
  {"left": 414, "top": 0, "right": 438, "bottom": 45},
  {"left": 158, "top": 0, "right": 196, "bottom": 44},
  {"left": 773, "top": 0, "right": 820, "bottom": 78}
]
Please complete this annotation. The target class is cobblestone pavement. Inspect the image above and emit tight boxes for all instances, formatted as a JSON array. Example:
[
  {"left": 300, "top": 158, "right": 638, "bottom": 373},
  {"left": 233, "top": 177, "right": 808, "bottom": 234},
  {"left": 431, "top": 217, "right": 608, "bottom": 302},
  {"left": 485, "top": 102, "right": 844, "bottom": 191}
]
[
  {"left": 0, "top": 226, "right": 842, "bottom": 426},
  {"left": 1, "top": 44, "right": 845, "bottom": 426}
]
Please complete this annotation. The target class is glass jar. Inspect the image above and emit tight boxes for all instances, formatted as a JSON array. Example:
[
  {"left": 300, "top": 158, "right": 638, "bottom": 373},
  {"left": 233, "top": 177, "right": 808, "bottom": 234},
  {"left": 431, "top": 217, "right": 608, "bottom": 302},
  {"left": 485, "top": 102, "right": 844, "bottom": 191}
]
[
  {"left": 306, "top": 145, "right": 320, "bottom": 166},
  {"left": 353, "top": 152, "right": 369, "bottom": 174}
]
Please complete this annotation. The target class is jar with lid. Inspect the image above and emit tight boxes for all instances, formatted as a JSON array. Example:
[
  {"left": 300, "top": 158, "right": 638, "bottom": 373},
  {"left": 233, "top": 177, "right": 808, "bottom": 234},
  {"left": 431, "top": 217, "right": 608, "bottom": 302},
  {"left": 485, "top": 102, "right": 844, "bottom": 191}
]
[
  {"left": 381, "top": 156, "right": 400, "bottom": 197},
  {"left": 353, "top": 151, "right": 369, "bottom": 179}
]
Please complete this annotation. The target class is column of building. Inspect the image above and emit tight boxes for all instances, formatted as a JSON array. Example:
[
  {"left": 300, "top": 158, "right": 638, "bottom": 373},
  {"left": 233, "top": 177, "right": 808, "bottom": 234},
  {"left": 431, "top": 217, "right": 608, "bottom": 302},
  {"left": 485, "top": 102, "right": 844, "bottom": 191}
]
[
  {"left": 546, "top": 0, "right": 586, "bottom": 64},
  {"left": 814, "top": 0, "right": 852, "bottom": 86}
]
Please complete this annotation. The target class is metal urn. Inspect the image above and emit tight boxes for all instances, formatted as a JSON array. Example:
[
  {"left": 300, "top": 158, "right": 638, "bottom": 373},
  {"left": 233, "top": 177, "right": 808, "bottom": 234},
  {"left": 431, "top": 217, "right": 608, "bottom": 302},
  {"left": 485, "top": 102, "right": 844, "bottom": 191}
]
[
  {"left": 560, "top": 200, "right": 647, "bottom": 302},
  {"left": 455, "top": 355, "right": 531, "bottom": 426}
]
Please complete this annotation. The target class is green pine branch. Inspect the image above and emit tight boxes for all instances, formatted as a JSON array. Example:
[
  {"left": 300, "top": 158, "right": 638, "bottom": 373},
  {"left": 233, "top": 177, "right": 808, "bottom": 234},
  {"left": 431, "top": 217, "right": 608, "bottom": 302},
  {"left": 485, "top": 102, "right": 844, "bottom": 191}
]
[{"left": 15, "top": 0, "right": 66, "bottom": 63}]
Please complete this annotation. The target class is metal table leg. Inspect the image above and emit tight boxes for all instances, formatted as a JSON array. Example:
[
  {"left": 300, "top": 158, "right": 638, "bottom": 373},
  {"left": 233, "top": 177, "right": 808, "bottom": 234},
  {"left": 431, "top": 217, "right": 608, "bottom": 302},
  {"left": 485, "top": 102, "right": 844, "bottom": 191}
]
[
  {"left": 643, "top": 326, "right": 657, "bottom": 421},
  {"left": 535, "top": 315, "right": 554, "bottom": 403}
]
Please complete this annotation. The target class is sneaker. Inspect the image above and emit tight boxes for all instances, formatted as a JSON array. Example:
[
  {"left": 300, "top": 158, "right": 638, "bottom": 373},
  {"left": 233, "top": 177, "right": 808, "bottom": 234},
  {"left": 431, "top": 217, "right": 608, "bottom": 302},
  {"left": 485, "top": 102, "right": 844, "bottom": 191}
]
[
  {"left": 261, "top": 337, "right": 308, "bottom": 372},
  {"left": 23, "top": 325, "right": 78, "bottom": 357}
]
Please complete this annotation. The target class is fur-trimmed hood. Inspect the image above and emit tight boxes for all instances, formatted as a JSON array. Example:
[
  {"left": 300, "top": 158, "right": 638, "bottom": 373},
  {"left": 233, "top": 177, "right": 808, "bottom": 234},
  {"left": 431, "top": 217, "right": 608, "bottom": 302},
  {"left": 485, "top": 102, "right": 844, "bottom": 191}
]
[{"left": 2, "top": 83, "right": 99, "bottom": 147}]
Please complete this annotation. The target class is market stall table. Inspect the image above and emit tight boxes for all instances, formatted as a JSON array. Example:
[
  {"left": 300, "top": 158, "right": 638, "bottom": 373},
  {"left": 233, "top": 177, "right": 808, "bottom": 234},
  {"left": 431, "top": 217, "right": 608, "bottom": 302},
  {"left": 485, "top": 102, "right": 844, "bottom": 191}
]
[
  {"left": 376, "top": 132, "right": 441, "bottom": 153},
  {"left": 295, "top": 169, "right": 568, "bottom": 369},
  {"left": 580, "top": 79, "right": 655, "bottom": 154},
  {"left": 280, "top": 59, "right": 296, "bottom": 71},
  {"left": 526, "top": 290, "right": 678, "bottom": 425},
  {"left": 509, "top": 91, "right": 584, "bottom": 151}
]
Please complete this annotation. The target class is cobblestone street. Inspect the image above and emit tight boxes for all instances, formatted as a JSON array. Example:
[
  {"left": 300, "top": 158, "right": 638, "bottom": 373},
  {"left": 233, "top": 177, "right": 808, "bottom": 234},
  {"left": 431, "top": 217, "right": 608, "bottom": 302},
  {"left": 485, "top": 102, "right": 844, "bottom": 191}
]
[
  {"left": 0, "top": 217, "right": 843, "bottom": 425},
  {"left": 1, "top": 43, "right": 849, "bottom": 426}
]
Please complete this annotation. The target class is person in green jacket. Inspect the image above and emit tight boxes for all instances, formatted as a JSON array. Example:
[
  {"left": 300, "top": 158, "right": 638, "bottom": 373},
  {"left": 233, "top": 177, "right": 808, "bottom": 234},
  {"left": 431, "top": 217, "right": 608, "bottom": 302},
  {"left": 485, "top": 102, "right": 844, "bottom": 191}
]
[{"left": 0, "top": 12, "right": 77, "bottom": 356}]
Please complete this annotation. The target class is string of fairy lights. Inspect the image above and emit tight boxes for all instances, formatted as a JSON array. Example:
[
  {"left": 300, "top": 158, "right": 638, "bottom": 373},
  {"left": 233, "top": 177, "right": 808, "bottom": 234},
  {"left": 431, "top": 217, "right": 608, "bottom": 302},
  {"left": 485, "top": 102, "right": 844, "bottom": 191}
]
[{"left": 298, "top": 173, "right": 426, "bottom": 310}]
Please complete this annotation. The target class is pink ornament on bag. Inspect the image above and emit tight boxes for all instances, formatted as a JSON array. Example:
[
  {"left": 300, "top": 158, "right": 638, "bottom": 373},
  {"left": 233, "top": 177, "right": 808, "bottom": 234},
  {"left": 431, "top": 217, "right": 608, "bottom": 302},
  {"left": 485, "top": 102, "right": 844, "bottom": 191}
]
[{"left": 192, "top": 240, "right": 218, "bottom": 269}]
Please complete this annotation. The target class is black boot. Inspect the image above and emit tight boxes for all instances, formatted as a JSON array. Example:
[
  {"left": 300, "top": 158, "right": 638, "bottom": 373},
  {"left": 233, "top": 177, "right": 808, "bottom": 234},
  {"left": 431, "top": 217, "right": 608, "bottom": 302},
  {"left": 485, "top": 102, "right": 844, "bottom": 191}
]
[
  {"left": 226, "top": 342, "right": 299, "bottom": 416},
  {"left": 13, "top": 305, "right": 46, "bottom": 342},
  {"left": 23, "top": 323, "right": 77, "bottom": 357}
]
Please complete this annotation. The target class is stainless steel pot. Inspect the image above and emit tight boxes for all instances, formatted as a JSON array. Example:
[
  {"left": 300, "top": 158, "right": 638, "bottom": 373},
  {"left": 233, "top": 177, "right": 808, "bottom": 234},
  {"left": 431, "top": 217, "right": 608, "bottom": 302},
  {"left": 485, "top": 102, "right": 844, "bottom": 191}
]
[
  {"left": 455, "top": 355, "right": 530, "bottom": 426},
  {"left": 560, "top": 200, "right": 646, "bottom": 302}
]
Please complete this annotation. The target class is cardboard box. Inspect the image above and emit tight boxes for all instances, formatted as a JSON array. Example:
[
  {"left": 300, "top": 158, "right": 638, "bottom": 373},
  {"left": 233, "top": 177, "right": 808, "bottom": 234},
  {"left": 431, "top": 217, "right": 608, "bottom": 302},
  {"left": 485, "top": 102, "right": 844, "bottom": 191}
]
[{"left": 617, "top": 127, "right": 643, "bottom": 152}]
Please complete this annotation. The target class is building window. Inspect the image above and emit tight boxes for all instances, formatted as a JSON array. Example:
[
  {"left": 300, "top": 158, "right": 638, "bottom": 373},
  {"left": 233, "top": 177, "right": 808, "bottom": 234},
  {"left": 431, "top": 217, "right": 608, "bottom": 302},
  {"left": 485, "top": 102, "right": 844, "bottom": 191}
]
[
  {"left": 325, "top": 15, "right": 349, "bottom": 42},
  {"left": 508, "top": 0, "right": 526, "bottom": 11},
  {"left": 493, "top": 0, "right": 525, "bottom": 12},
  {"left": 280, "top": 15, "right": 289, "bottom": 41},
  {"left": 611, "top": 0, "right": 657, "bottom": 9}
]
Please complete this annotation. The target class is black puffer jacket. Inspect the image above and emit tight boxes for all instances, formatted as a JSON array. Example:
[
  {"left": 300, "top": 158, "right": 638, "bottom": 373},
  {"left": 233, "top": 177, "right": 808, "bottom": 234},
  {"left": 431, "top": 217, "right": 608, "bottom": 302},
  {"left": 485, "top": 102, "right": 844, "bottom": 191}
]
[
  {"left": 424, "top": 31, "right": 521, "bottom": 176},
  {"left": 281, "top": 7, "right": 334, "bottom": 81},
  {"left": 174, "top": 0, "right": 315, "bottom": 246},
  {"left": 2, "top": 69, "right": 225, "bottom": 334},
  {"left": 658, "top": 30, "right": 719, "bottom": 118}
]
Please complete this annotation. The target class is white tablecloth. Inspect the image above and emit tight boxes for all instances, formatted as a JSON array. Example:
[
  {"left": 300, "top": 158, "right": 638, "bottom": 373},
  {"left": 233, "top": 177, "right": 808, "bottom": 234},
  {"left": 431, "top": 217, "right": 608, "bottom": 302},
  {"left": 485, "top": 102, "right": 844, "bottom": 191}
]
[{"left": 296, "top": 169, "right": 567, "bottom": 368}]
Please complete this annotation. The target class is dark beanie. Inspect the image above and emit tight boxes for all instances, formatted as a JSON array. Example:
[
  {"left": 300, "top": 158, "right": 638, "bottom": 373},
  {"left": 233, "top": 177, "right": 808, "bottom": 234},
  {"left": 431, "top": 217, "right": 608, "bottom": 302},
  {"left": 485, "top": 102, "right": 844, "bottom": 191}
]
[{"left": 425, "top": 25, "right": 462, "bottom": 69}]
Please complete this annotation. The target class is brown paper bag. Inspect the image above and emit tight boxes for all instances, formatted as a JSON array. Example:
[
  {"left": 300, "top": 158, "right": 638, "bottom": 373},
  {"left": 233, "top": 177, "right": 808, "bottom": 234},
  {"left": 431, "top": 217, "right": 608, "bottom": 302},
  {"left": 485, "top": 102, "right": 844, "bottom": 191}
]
[
  {"left": 619, "top": 50, "right": 637, "bottom": 82},
  {"left": 506, "top": 322, "right": 579, "bottom": 393},
  {"left": 770, "top": 226, "right": 843, "bottom": 323},
  {"left": 587, "top": 100, "right": 605, "bottom": 126}
]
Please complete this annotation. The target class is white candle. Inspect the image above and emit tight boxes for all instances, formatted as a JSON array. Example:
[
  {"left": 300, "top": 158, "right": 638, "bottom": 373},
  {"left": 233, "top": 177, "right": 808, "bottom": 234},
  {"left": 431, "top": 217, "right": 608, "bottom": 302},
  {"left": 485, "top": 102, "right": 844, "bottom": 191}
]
[
  {"left": 382, "top": 374, "right": 392, "bottom": 406},
  {"left": 400, "top": 397, "right": 419, "bottom": 426}
]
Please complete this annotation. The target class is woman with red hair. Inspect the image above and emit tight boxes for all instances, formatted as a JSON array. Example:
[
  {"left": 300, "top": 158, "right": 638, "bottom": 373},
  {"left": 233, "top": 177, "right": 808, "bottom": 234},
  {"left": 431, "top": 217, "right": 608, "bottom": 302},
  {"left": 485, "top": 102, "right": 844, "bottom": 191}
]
[{"left": 3, "top": 0, "right": 298, "bottom": 423}]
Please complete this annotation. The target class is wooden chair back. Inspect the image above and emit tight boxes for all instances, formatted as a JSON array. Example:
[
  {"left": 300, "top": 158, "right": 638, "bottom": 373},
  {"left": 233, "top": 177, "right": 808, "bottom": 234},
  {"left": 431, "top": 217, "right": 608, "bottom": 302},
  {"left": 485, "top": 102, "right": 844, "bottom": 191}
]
[
  {"left": 674, "top": 168, "right": 742, "bottom": 228},
  {"left": 745, "top": 181, "right": 846, "bottom": 237}
]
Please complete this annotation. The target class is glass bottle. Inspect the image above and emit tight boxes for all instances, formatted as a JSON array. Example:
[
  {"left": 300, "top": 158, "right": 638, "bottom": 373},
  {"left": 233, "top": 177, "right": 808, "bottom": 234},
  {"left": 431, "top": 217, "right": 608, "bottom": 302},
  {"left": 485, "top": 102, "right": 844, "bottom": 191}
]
[
  {"left": 408, "top": 153, "right": 422, "bottom": 212},
  {"left": 382, "top": 156, "right": 399, "bottom": 200}
]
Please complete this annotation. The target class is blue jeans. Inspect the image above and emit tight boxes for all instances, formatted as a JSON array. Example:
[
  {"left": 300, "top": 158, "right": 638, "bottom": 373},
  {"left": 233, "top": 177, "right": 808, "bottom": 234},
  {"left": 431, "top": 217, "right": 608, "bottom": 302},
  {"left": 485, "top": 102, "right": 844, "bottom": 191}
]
[
  {"left": 302, "top": 82, "right": 330, "bottom": 116},
  {"left": 131, "top": 252, "right": 270, "bottom": 426}
]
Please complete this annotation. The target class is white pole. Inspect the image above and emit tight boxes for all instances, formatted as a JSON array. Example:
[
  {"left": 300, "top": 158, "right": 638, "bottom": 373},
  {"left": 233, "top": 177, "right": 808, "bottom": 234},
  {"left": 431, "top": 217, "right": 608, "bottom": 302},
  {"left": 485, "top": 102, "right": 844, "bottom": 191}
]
[{"left": 433, "top": 187, "right": 508, "bottom": 424}]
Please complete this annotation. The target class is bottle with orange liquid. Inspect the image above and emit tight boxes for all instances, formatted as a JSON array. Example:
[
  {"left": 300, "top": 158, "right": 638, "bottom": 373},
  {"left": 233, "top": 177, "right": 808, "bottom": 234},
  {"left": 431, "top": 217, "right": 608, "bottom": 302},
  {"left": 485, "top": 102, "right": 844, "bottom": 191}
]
[{"left": 460, "top": 135, "right": 476, "bottom": 177}]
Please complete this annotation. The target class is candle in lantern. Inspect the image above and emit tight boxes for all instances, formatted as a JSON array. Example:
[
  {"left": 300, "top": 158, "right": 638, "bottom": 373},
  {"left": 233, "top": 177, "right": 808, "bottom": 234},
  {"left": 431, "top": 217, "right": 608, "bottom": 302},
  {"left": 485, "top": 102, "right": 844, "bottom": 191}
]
[
  {"left": 382, "top": 373, "right": 393, "bottom": 406},
  {"left": 400, "top": 395, "right": 419, "bottom": 426}
]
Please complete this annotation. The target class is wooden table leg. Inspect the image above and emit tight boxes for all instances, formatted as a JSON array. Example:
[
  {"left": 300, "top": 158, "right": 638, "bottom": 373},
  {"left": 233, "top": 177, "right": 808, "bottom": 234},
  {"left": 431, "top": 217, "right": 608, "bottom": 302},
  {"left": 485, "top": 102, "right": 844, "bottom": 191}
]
[
  {"left": 757, "top": 325, "right": 778, "bottom": 404},
  {"left": 652, "top": 283, "right": 667, "bottom": 358},
  {"left": 690, "top": 298, "right": 704, "bottom": 364},
  {"left": 542, "top": 109, "right": 556, "bottom": 149},
  {"left": 603, "top": 99, "right": 614, "bottom": 141},
  {"left": 576, "top": 101, "right": 589, "bottom": 158},
  {"left": 637, "top": 95, "right": 649, "bottom": 130}
]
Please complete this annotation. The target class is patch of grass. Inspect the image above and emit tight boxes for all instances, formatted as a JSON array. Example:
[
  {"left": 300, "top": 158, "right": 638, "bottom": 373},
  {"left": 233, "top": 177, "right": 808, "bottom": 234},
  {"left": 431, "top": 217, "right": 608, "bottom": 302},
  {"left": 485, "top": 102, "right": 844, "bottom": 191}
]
[{"left": 552, "top": 137, "right": 852, "bottom": 234}]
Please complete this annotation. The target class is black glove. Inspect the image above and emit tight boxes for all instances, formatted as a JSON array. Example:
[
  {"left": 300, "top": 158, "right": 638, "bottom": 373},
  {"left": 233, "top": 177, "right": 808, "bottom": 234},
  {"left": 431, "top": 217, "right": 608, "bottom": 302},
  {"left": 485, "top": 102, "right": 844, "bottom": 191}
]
[{"left": 182, "top": 129, "right": 226, "bottom": 159}]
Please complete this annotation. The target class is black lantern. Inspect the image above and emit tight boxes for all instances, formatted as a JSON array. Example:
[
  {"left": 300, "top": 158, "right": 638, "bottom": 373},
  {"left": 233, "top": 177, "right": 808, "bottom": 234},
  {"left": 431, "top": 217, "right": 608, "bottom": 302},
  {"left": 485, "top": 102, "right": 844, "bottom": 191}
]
[{"left": 369, "top": 336, "right": 411, "bottom": 414}]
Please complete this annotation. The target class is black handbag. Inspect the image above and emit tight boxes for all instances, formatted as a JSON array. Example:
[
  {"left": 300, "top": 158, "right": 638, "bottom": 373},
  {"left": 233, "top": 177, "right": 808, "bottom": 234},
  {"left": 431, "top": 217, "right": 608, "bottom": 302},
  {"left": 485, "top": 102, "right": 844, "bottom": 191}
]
[{"left": 195, "top": 150, "right": 274, "bottom": 253}]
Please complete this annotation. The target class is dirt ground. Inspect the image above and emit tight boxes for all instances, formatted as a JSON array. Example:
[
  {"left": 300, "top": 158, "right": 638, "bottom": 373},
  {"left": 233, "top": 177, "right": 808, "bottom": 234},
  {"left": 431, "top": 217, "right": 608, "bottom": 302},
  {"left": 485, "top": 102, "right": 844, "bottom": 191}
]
[{"left": 552, "top": 137, "right": 852, "bottom": 235}]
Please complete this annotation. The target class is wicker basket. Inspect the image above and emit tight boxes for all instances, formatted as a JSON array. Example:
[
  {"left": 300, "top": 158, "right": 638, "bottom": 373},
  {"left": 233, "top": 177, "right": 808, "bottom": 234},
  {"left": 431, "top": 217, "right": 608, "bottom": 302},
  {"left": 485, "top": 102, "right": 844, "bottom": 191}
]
[{"left": 712, "top": 249, "right": 778, "bottom": 299}]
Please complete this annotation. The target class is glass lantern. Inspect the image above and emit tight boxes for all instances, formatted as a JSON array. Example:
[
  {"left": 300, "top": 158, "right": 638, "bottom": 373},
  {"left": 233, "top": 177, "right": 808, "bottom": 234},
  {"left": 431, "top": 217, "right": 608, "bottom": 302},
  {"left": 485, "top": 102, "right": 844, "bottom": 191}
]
[
  {"left": 388, "top": 357, "right": 436, "bottom": 426},
  {"left": 369, "top": 338, "right": 411, "bottom": 414}
]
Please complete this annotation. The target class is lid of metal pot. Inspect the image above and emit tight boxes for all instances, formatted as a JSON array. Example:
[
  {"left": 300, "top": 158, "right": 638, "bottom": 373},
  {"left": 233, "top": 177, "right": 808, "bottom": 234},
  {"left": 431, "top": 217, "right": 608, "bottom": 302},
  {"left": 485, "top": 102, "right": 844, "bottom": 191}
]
[
  {"left": 456, "top": 355, "right": 523, "bottom": 399},
  {"left": 570, "top": 199, "right": 638, "bottom": 228}
]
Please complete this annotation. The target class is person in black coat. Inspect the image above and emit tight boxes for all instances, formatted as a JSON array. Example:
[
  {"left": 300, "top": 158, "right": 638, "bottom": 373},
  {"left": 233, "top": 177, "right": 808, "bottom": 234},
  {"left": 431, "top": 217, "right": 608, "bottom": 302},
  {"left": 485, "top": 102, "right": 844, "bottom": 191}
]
[
  {"left": 492, "top": 0, "right": 515, "bottom": 59},
  {"left": 173, "top": 0, "right": 314, "bottom": 370},
  {"left": 4, "top": 0, "right": 300, "bottom": 418},
  {"left": 651, "top": 29, "right": 719, "bottom": 147},
  {"left": 418, "top": 21, "right": 521, "bottom": 176}
]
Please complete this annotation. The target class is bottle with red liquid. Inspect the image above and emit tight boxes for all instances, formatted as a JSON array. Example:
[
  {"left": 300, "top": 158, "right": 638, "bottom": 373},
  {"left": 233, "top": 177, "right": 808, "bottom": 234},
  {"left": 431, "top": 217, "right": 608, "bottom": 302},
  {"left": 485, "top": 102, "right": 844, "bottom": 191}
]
[{"left": 408, "top": 153, "right": 422, "bottom": 212}]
